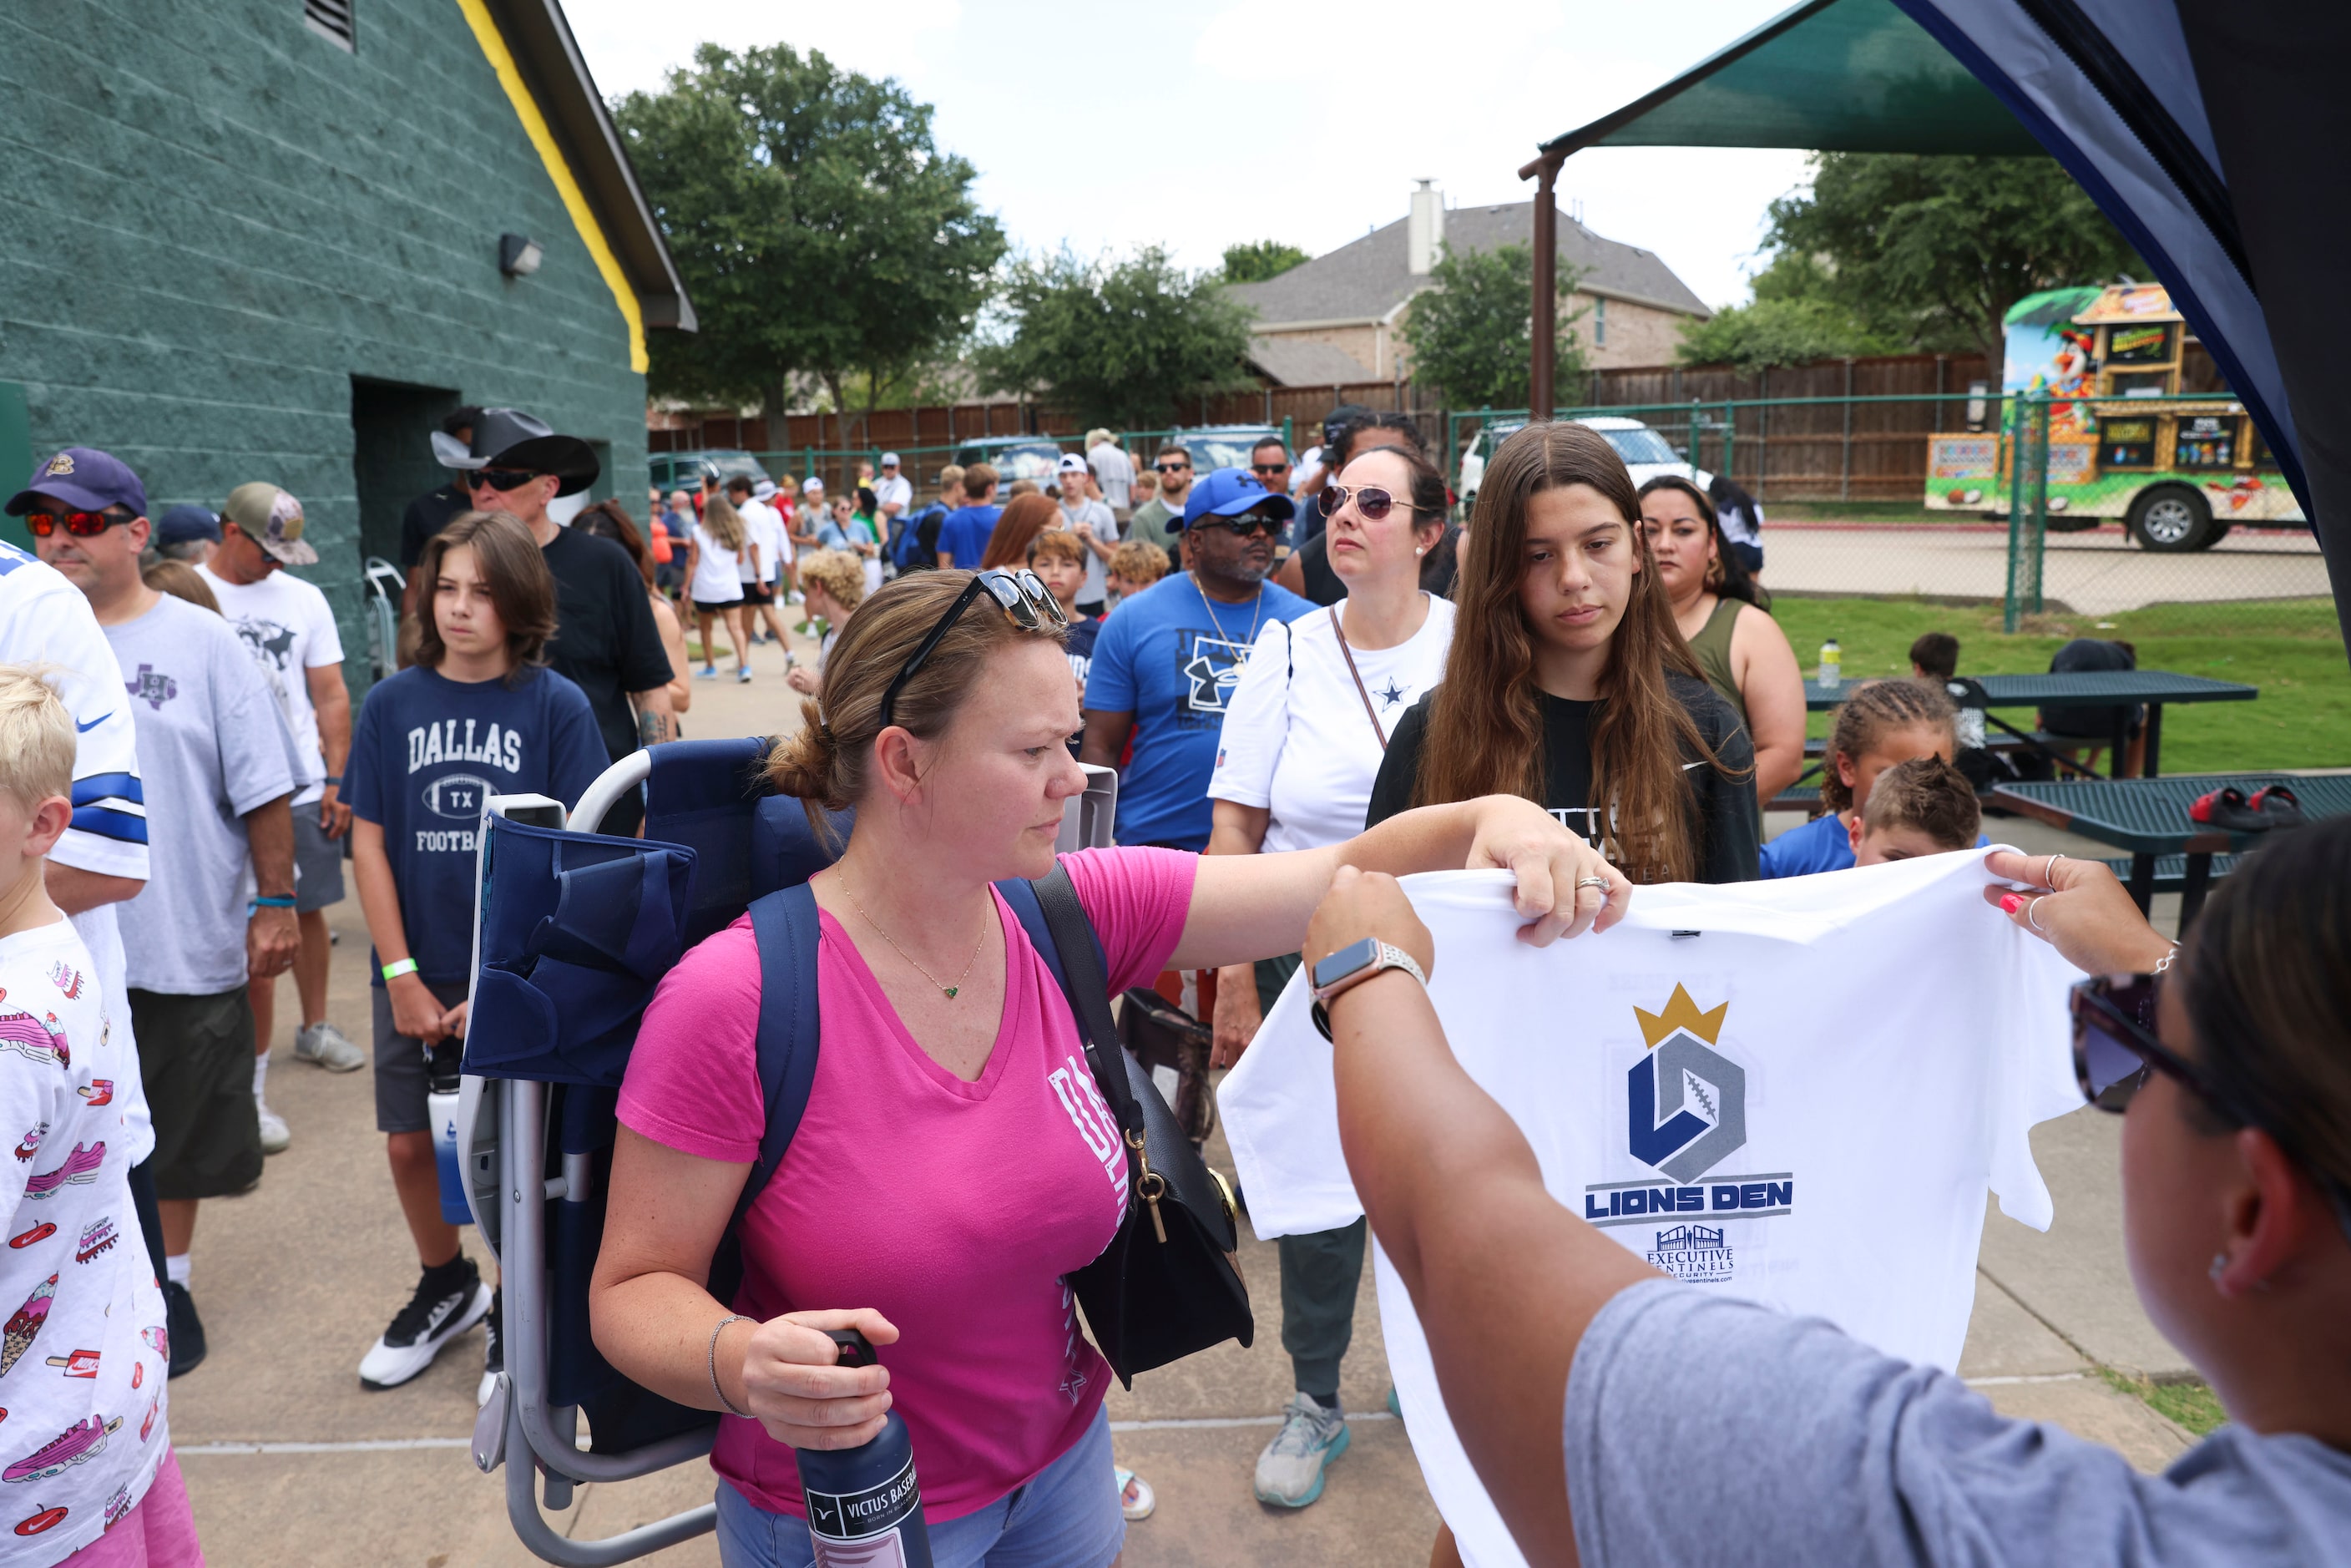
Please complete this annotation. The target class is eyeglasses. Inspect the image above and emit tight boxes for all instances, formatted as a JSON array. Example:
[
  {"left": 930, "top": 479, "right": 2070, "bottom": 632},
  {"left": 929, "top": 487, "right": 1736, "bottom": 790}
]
[
  {"left": 23, "top": 509, "right": 129, "bottom": 539},
  {"left": 878, "top": 569, "right": 1069, "bottom": 730},
  {"left": 1317, "top": 484, "right": 1422, "bottom": 523},
  {"left": 1193, "top": 512, "right": 1281, "bottom": 538},
  {"left": 467, "top": 468, "right": 544, "bottom": 493},
  {"left": 1155, "top": 462, "right": 1191, "bottom": 473},
  {"left": 2071, "top": 974, "right": 2351, "bottom": 1238}
]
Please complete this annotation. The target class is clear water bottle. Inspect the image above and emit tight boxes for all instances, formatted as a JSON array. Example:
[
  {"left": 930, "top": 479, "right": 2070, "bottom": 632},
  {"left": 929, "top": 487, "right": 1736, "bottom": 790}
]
[
  {"left": 797, "top": 1330, "right": 933, "bottom": 1568},
  {"left": 1817, "top": 638, "right": 1843, "bottom": 689}
]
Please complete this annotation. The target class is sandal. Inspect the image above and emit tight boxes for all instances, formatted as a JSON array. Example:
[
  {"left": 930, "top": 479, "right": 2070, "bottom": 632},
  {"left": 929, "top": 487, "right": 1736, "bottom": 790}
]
[
  {"left": 1115, "top": 1466, "right": 1155, "bottom": 1522},
  {"left": 2247, "top": 783, "right": 2307, "bottom": 826},
  {"left": 2187, "top": 787, "right": 2268, "bottom": 832}
]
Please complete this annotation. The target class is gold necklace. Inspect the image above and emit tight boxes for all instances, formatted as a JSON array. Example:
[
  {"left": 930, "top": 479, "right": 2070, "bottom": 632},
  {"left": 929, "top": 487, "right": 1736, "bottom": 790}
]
[{"left": 841, "top": 881, "right": 988, "bottom": 1000}]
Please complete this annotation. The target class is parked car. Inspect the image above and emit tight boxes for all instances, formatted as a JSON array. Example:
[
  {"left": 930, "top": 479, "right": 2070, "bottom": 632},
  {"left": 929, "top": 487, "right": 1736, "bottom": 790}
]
[
  {"left": 648, "top": 448, "right": 773, "bottom": 496},
  {"left": 949, "top": 437, "right": 1069, "bottom": 493},
  {"left": 1457, "top": 417, "right": 1711, "bottom": 507},
  {"left": 1165, "top": 424, "right": 1287, "bottom": 478}
]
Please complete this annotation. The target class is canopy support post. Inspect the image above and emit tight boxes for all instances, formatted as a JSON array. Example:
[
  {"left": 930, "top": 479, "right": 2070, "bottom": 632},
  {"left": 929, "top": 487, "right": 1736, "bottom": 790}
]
[{"left": 1521, "top": 149, "right": 1567, "bottom": 420}]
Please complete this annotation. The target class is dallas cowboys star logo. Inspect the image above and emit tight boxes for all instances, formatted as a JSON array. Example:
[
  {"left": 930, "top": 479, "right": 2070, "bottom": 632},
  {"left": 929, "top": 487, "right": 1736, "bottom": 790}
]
[{"left": 1376, "top": 678, "right": 1408, "bottom": 709}]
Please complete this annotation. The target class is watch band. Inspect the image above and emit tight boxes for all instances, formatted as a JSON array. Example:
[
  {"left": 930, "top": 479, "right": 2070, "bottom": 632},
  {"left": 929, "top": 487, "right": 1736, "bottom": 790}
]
[{"left": 1310, "top": 940, "right": 1428, "bottom": 1043}]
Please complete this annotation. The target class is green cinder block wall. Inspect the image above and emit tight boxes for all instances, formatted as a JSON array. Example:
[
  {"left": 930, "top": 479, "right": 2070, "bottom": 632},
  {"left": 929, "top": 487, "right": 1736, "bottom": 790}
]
[{"left": 0, "top": 0, "right": 650, "bottom": 696}]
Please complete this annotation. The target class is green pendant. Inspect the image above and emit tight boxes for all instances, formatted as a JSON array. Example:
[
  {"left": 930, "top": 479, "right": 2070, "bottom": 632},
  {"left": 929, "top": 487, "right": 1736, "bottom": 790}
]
[{"left": 943, "top": 986, "right": 958, "bottom": 999}]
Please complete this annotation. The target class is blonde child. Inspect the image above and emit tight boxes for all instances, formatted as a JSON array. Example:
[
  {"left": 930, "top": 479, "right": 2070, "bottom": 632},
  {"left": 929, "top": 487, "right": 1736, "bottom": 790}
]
[
  {"left": 785, "top": 549, "right": 867, "bottom": 696},
  {"left": 1105, "top": 539, "right": 1168, "bottom": 607}
]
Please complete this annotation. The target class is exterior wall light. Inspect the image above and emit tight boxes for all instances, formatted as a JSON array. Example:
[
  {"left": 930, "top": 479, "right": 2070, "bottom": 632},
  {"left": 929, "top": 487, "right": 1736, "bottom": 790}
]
[{"left": 499, "top": 234, "right": 544, "bottom": 277}]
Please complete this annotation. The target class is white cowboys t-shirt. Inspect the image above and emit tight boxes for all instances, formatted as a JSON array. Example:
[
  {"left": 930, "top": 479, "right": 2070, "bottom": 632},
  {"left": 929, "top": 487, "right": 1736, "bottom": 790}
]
[
  {"left": 1209, "top": 598, "right": 1454, "bottom": 853},
  {"left": 1221, "top": 850, "right": 2084, "bottom": 1568}
]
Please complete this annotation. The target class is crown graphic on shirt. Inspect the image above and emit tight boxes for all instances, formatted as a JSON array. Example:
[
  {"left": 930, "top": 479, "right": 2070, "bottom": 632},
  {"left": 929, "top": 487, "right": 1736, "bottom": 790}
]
[{"left": 1635, "top": 984, "right": 1727, "bottom": 1049}]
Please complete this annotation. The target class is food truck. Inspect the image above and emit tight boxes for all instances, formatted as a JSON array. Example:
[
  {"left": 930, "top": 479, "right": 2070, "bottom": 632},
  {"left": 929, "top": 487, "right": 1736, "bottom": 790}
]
[{"left": 1923, "top": 283, "right": 2303, "bottom": 551}]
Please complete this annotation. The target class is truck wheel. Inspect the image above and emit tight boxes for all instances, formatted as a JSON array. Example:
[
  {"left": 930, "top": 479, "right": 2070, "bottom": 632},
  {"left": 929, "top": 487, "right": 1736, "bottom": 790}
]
[{"left": 2126, "top": 484, "right": 2214, "bottom": 551}]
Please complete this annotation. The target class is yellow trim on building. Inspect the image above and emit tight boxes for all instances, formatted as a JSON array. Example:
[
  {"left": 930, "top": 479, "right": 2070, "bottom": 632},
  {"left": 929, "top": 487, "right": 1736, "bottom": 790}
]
[{"left": 455, "top": 0, "right": 649, "bottom": 372}]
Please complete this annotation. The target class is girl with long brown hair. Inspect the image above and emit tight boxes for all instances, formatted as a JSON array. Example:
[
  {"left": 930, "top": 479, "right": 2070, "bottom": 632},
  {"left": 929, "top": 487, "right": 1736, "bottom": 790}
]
[
  {"left": 1367, "top": 421, "right": 1757, "bottom": 884},
  {"left": 979, "top": 491, "right": 1061, "bottom": 570}
]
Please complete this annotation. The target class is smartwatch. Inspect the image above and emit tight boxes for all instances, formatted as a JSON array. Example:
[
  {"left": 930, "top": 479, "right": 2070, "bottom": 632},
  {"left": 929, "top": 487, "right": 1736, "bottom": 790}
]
[{"left": 1309, "top": 936, "right": 1428, "bottom": 1042}]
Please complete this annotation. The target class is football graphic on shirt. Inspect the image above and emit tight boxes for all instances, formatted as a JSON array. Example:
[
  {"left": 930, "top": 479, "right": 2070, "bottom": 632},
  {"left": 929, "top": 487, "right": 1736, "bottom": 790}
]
[
  {"left": 423, "top": 774, "right": 493, "bottom": 821},
  {"left": 1627, "top": 986, "right": 1747, "bottom": 1185}
]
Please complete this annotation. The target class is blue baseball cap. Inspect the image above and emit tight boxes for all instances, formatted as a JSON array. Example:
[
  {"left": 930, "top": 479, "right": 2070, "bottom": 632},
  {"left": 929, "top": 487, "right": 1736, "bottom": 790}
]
[
  {"left": 1179, "top": 467, "right": 1296, "bottom": 530},
  {"left": 5, "top": 448, "right": 149, "bottom": 518},
  {"left": 156, "top": 504, "right": 221, "bottom": 546}
]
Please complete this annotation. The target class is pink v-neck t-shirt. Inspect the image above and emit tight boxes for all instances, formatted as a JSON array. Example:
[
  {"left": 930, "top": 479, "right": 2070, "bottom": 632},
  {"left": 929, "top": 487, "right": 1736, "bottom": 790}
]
[{"left": 618, "top": 846, "right": 1197, "bottom": 1522}]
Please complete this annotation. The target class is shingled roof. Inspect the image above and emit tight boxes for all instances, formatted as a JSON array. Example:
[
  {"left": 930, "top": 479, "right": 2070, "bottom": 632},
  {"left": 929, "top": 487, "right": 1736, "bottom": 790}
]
[{"left": 1226, "top": 200, "right": 1708, "bottom": 329}]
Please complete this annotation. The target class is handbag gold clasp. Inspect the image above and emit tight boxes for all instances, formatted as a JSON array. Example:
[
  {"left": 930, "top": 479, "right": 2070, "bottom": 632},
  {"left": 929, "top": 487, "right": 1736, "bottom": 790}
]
[{"left": 1127, "top": 1130, "right": 1168, "bottom": 1243}]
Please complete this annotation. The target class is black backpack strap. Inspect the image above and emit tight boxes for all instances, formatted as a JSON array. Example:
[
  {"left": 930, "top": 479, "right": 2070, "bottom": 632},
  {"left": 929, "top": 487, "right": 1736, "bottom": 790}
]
[
  {"left": 732, "top": 882, "right": 825, "bottom": 1227},
  {"left": 999, "top": 863, "right": 1137, "bottom": 1140}
]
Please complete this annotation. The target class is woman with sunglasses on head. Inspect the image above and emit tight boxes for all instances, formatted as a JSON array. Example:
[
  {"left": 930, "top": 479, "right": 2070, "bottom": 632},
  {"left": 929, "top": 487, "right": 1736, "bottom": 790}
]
[
  {"left": 1201, "top": 442, "right": 1458, "bottom": 1508},
  {"left": 1636, "top": 476, "right": 1807, "bottom": 805},
  {"left": 1306, "top": 824, "right": 2351, "bottom": 1568},
  {"left": 590, "top": 564, "right": 1633, "bottom": 1568},
  {"left": 1368, "top": 422, "right": 1759, "bottom": 886}
]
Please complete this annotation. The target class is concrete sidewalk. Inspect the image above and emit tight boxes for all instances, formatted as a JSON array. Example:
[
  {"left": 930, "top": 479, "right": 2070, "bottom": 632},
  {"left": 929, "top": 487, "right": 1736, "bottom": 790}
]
[{"left": 167, "top": 622, "right": 2196, "bottom": 1565}]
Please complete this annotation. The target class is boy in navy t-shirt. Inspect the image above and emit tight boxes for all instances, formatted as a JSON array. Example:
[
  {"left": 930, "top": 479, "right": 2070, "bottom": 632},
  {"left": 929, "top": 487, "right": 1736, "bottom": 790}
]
[
  {"left": 347, "top": 513, "right": 607, "bottom": 1399},
  {"left": 935, "top": 463, "right": 1003, "bottom": 569}
]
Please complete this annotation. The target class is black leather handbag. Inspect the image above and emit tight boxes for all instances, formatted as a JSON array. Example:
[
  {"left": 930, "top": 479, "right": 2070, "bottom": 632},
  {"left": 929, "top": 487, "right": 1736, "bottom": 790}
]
[{"left": 1029, "top": 869, "right": 1253, "bottom": 1387}]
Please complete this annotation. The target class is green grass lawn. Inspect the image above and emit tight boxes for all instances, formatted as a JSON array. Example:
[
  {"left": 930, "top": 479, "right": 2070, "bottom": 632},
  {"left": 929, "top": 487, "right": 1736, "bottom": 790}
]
[
  {"left": 1766, "top": 596, "right": 2351, "bottom": 771},
  {"left": 2101, "top": 1369, "right": 2229, "bottom": 1437}
]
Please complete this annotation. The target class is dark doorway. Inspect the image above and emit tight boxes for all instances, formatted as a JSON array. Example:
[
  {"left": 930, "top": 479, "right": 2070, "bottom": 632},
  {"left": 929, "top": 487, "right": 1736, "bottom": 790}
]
[{"left": 351, "top": 377, "right": 460, "bottom": 565}]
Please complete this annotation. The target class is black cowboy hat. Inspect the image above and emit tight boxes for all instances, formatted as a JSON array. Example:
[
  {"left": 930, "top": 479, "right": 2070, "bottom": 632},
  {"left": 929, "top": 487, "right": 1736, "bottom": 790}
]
[{"left": 455, "top": 407, "right": 601, "bottom": 497}]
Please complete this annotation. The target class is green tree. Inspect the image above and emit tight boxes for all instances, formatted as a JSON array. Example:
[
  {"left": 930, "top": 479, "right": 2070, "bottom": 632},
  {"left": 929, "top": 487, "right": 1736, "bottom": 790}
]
[
  {"left": 973, "top": 248, "right": 1256, "bottom": 431},
  {"left": 1676, "top": 252, "right": 1899, "bottom": 367},
  {"left": 1396, "top": 241, "right": 1585, "bottom": 410},
  {"left": 1742, "top": 153, "right": 2141, "bottom": 364},
  {"left": 1221, "top": 240, "right": 1311, "bottom": 284},
  {"left": 614, "top": 44, "right": 1005, "bottom": 445}
]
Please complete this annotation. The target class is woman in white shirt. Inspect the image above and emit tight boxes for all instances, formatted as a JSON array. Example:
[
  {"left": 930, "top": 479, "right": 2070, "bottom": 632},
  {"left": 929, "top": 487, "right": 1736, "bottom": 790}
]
[
  {"left": 1203, "top": 439, "right": 1457, "bottom": 1509},
  {"left": 685, "top": 491, "right": 753, "bottom": 683}
]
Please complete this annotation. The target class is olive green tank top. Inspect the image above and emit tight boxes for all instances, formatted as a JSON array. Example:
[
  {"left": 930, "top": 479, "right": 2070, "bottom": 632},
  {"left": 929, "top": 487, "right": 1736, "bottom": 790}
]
[{"left": 1686, "top": 595, "right": 1747, "bottom": 722}]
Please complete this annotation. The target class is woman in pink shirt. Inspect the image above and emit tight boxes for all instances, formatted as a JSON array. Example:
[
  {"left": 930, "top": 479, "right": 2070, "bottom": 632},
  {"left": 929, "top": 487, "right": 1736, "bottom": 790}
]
[{"left": 591, "top": 569, "right": 1627, "bottom": 1567}]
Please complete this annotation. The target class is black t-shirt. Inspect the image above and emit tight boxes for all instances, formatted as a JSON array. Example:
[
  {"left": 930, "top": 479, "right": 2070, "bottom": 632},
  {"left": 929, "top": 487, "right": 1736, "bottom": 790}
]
[
  {"left": 398, "top": 483, "right": 474, "bottom": 567},
  {"left": 1294, "top": 525, "right": 1463, "bottom": 608},
  {"left": 539, "top": 527, "right": 675, "bottom": 763},
  {"left": 1367, "top": 671, "right": 1760, "bottom": 884}
]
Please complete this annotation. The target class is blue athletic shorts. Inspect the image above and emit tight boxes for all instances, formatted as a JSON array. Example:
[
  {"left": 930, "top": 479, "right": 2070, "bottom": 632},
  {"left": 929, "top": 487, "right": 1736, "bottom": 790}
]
[{"left": 714, "top": 1403, "right": 1124, "bottom": 1568}]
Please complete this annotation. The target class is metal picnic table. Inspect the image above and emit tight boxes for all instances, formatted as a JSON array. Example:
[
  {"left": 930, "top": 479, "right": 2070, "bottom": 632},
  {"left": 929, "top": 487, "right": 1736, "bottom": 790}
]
[
  {"left": 1988, "top": 772, "right": 2351, "bottom": 923},
  {"left": 1802, "top": 670, "right": 2258, "bottom": 779}
]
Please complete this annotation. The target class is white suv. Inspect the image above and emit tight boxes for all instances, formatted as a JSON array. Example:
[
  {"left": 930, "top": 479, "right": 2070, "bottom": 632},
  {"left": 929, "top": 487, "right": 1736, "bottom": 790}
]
[{"left": 1458, "top": 416, "right": 1711, "bottom": 506}]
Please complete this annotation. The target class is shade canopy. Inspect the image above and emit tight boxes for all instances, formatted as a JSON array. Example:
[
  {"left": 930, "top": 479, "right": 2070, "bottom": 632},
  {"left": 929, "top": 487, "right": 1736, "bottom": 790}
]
[{"left": 1524, "top": 0, "right": 2350, "bottom": 654}]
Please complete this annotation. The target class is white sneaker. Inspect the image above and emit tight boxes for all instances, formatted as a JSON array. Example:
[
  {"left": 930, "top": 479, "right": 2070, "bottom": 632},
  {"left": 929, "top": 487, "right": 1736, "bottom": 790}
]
[
  {"left": 359, "top": 1261, "right": 492, "bottom": 1391},
  {"left": 1253, "top": 1392, "right": 1349, "bottom": 1507},
  {"left": 294, "top": 1020, "right": 366, "bottom": 1073},
  {"left": 257, "top": 1103, "right": 291, "bottom": 1156}
]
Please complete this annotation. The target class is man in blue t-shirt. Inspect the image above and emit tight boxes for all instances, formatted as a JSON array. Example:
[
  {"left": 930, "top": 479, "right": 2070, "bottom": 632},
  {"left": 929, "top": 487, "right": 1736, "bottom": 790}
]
[
  {"left": 935, "top": 463, "right": 1003, "bottom": 569},
  {"left": 1081, "top": 468, "right": 1314, "bottom": 850}
]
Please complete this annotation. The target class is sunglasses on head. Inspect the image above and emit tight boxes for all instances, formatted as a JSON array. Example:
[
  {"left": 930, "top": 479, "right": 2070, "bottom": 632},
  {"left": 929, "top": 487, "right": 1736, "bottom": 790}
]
[
  {"left": 23, "top": 508, "right": 130, "bottom": 539},
  {"left": 1193, "top": 512, "right": 1280, "bottom": 538},
  {"left": 467, "top": 468, "right": 544, "bottom": 493},
  {"left": 1317, "top": 483, "right": 1421, "bottom": 523},
  {"left": 877, "top": 569, "right": 1068, "bottom": 730}
]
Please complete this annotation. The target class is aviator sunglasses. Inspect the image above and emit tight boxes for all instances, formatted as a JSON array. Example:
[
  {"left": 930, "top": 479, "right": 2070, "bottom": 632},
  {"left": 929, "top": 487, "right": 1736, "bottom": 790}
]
[
  {"left": 1317, "top": 483, "right": 1423, "bottom": 523},
  {"left": 23, "top": 508, "right": 132, "bottom": 539},
  {"left": 878, "top": 569, "right": 1068, "bottom": 729}
]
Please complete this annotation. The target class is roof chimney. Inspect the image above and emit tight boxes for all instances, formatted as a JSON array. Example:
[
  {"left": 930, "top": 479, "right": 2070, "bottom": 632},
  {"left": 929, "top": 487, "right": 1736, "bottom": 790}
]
[{"left": 1408, "top": 179, "right": 1444, "bottom": 276}]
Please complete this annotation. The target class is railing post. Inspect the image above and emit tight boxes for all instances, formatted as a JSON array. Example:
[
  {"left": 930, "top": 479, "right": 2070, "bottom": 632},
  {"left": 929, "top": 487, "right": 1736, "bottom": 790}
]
[
  {"left": 2003, "top": 396, "right": 2025, "bottom": 632},
  {"left": 2024, "top": 393, "right": 2050, "bottom": 616},
  {"left": 1841, "top": 359, "right": 1855, "bottom": 502},
  {"left": 1721, "top": 399, "right": 1736, "bottom": 489}
]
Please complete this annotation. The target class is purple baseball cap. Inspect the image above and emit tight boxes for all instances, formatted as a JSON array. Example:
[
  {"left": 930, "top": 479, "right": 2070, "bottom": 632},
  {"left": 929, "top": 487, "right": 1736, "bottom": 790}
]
[{"left": 5, "top": 448, "right": 149, "bottom": 518}]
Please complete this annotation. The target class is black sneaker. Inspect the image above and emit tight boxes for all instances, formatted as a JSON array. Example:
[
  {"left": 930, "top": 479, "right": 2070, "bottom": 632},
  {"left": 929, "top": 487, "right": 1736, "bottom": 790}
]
[
  {"left": 477, "top": 1287, "right": 503, "bottom": 1409},
  {"left": 163, "top": 1281, "right": 206, "bottom": 1379},
  {"left": 359, "top": 1257, "right": 492, "bottom": 1391}
]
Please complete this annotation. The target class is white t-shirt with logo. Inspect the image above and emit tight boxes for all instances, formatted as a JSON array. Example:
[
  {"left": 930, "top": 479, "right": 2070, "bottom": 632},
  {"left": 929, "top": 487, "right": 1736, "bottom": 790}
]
[
  {"left": 0, "top": 545, "right": 154, "bottom": 1166},
  {"left": 195, "top": 564, "right": 342, "bottom": 806},
  {"left": 1220, "top": 851, "right": 2083, "bottom": 1568},
  {"left": 1209, "top": 597, "right": 1455, "bottom": 854},
  {"left": 0, "top": 918, "right": 173, "bottom": 1564}
]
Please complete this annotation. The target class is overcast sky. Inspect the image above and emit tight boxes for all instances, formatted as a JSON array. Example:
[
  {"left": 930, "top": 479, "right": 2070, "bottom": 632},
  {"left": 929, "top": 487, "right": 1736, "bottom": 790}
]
[{"left": 563, "top": 0, "right": 1814, "bottom": 311}]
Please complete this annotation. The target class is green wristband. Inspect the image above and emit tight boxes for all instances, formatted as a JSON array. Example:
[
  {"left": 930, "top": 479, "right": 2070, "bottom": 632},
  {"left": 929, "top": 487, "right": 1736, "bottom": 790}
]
[{"left": 381, "top": 958, "right": 420, "bottom": 981}]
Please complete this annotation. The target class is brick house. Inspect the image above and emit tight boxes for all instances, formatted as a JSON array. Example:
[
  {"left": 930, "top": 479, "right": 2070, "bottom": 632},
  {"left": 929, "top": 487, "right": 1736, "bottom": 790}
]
[
  {"left": 0, "top": 0, "right": 691, "bottom": 683},
  {"left": 1227, "top": 183, "right": 1710, "bottom": 390}
]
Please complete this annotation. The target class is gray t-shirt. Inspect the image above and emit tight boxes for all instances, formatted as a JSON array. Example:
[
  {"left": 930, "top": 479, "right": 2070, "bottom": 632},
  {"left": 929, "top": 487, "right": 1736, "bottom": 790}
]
[
  {"left": 1088, "top": 443, "right": 1135, "bottom": 509},
  {"left": 1566, "top": 1279, "right": 2351, "bottom": 1566},
  {"left": 1059, "top": 497, "right": 1119, "bottom": 605},
  {"left": 104, "top": 595, "right": 301, "bottom": 995}
]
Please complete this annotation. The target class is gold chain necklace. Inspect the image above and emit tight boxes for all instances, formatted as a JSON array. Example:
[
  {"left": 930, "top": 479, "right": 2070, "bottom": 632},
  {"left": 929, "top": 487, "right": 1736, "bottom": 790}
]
[{"left": 840, "top": 881, "right": 988, "bottom": 1001}]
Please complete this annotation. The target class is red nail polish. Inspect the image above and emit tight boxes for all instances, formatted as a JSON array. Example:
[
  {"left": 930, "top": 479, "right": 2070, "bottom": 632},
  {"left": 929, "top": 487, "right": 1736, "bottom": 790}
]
[{"left": 1999, "top": 893, "right": 2023, "bottom": 914}]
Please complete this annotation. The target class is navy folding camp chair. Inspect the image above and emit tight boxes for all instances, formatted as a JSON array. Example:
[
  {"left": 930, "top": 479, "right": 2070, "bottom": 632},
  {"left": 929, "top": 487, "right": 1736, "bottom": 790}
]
[{"left": 461, "top": 739, "right": 1115, "bottom": 1565}]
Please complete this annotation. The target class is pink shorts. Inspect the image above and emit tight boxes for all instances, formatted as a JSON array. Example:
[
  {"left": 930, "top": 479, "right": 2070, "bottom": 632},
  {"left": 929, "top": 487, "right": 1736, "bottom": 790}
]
[{"left": 60, "top": 1449, "right": 205, "bottom": 1567}]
